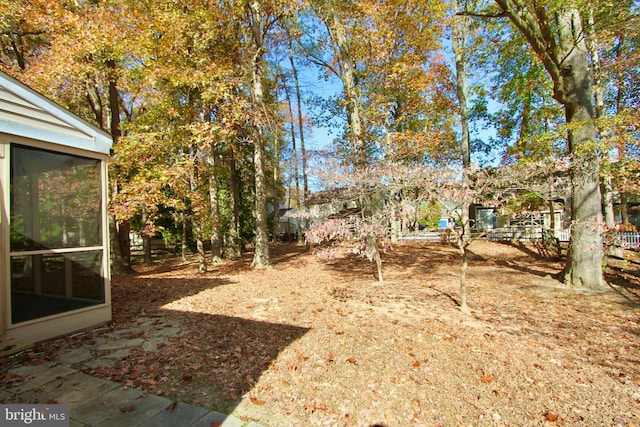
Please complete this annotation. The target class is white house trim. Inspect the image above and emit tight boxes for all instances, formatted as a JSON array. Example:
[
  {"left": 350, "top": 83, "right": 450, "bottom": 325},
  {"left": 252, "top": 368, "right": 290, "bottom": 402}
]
[{"left": 0, "top": 73, "right": 112, "bottom": 155}]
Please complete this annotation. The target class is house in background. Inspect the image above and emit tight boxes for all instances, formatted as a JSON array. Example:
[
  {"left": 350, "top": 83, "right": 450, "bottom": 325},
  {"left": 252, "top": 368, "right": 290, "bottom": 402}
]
[
  {"left": 0, "top": 72, "right": 113, "bottom": 345},
  {"left": 305, "top": 188, "right": 360, "bottom": 222}
]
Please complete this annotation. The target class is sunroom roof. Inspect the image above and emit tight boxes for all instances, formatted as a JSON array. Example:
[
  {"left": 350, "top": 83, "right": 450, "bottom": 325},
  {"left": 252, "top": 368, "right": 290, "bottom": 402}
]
[{"left": 0, "top": 71, "right": 112, "bottom": 155}]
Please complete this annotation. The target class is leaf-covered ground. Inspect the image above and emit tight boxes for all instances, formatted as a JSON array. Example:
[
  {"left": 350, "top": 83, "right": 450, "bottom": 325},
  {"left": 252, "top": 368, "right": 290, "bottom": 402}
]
[{"left": 27, "top": 241, "right": 640, "bottom": 425}]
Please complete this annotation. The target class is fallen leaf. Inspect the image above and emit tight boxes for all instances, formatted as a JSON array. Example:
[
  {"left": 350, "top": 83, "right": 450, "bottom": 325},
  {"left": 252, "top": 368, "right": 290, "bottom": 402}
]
[
  {"left": 481, "top": 375, "right": 493, "bottom": 384},
  {"left": 166, "top": 400, "right": 178, "bottom": 412},
  {"left": 46, "top": 399, "right": 58, "bottom": 404},
  {"left": 346, "top": 357, "right": 358, "bottom": 365},
  {"left": 304, "top": 401, "right": 327, "bottom": 413},
  {"left": 250, "top": 397, "right": 265, "bottom": 405},
  {"left": 327, "top": 353, "right": 335, "bottom": 362},
  {"left": 412, "top": 360, "right": 421, "bottom": 367},
  {"left": 545, "top": 411, "right": 559, "bottom": 421},
  {"left": 119, "top": 405, "right": 135, "bottom": 413}
]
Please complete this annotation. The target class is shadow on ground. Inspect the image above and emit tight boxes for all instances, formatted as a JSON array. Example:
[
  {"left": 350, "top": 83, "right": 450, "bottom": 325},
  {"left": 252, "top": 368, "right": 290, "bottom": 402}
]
[{"left": 9, "top": 253, "right": 311, "bottom": 422}]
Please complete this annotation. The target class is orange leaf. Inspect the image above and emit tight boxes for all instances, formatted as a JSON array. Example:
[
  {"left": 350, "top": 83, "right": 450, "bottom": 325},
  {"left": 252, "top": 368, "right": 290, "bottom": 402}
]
[
  {"left": 412, "top": 360, "right": 421, "bottom": 367},
  {"left": 250, "top": 397, "right": 266, "bottom": 406},
  {"left": 481, "top": 375, "right": 493, "bottom": 384},
  {"left": 545, "top": 411, "right": 559, "bottom": 421},
  {"left": 166, "top": 401, "right": 178, "bottom": 412},
  {"left": 346, "top": 357, "right": 358, "bottom": 365},
  {"left": 119, "top": 405, "right": 135, "bottom": 413}
]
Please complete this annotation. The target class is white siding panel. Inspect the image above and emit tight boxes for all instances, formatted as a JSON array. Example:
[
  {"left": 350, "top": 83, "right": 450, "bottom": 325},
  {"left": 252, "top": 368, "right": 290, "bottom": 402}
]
[
  {"left": 0, "top": 87, "right": 90, "bottom": 140},
  {"left": 0, "top": 87, "right": 38, "bottom": 108}
]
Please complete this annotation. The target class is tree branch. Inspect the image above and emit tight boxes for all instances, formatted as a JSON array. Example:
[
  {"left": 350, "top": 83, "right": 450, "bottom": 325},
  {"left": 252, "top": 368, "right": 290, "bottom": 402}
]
[{"left": 456, "top": 11, "right": 507, "bottom": 18}]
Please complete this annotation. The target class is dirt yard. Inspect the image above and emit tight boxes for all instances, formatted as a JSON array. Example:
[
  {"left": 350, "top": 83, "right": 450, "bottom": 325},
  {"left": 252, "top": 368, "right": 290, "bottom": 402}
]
[{"left": 16, "top": 241, "right": 640, "bottom": 426}]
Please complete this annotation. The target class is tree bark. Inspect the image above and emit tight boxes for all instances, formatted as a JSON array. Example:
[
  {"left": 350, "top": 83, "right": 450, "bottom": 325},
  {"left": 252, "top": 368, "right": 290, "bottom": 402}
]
[
  {"left": 288, "top": 46, "right": 308, "bottom": 245},
  {"left": 586, "top": 9, "right": 615, "bottom": 233},
  {"left": 331, "top": 11, "right": 367, "bottom": 167},
  {"left": 85, "top": 81, "right": 104, "bottom": 129},
  {"left": 195, "top": 218, "right": 207, "bottom": 273},
  {"left": 494, "top": 2, "right": 604, "bottom": 289},
  {"left": 272, "top": 132, "right": 281, "bottom": 242},
  {"left": 556, "top": 9, "right": 604, "bottom": 288},
  {"left": 141, "top": 203, "right": 152, "bottom": 264},
  {"left": 109, "top": 214, "right": 133, "bottom": 274},
  {"left": 8, "top": 19, "right": 26, "bottom": 70},
  {"left": 453, "top": 0, "right": 472, "bottom": 311},
  {"left": 248, "top": 0, "right": 271, "bottom": 268},
  {"left": 614, "top": 35, "right": 629, "bottom": 226},
  {"left": 209, "top": 142, "right": 223, "bottom": 264},
  {"left": 181, "top": 213, "right": 188, "bottom": 262},
  {"left": 283, "top": 74, "right": 305, "bottom": 244},
  {"left": 106, "top": 59, "right": 133, "bottom": 273},
  {"left": 224, "top": 151, "right": 242, "bottom": 259},
  {"left": 458, "top": 240, "right": 470, "bottom": 315}
]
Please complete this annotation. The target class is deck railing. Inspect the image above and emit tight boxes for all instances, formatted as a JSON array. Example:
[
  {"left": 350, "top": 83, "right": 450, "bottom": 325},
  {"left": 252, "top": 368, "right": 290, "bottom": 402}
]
[{"left": 397, "top": 227, "right": 640, "bottom": 250}]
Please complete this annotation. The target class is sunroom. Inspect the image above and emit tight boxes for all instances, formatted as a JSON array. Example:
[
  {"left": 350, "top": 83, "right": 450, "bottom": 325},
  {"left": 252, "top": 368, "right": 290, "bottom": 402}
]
[{"left": 0, "top": 72, "right": 112, "bottom": 345}]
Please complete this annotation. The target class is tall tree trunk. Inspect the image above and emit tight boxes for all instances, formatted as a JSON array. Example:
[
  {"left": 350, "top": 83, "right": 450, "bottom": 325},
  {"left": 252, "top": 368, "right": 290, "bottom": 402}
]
[
  {"left": 224, "top": 151, "right": 242, "bottom": 259},
  {"left": 615, "top": 35, "right": 629, "bottom": 226},
  {"left": 85, "top": 81, "right": 104, "bottom": 129},
  {"left": 283, "top": 75, "right": 304, "bottom": 244},
  {"left": 181, "top": 212, "right": 188, "bottom": 261},
  {"left": 209, "top": 142, "right": 223, "bottom": 264},
  {"left": 328, "top": 9, "right": 382, "bottom": 280},
  {"left": 272, "top": 132, "right": 281, "bottom": 242},
  {"left": 109, "top": 214, "right": 133, "bottom": 274},
  {"left": 331, "top": 12, "right": 366, "bottom": 167},
  {"left": 141, "top": 203, "right": 152, "bottom": 264},
  {"left": 556, "top": 9, "right": 604, "bottom": 289},
  {"left": 586, "top": 9, "right": 615, "bottom": 235},
  {"left": 495, "top": 2, "right": 604, "bottom": 289},
  {"left": 288, "top": 40, "right": 309, "bottom": 244},
  {"left": 195, "top": 218, "right": 206, "bottom": 273},
  {"left": 248, "top": 0, "right": 271, "bottom": 268},
  {"left": 105, "top": 59, "right": 133, "bottom": 274},
  {"left": 8, "top": 19, "right": 26, "bottom": 70},
  {"left": 453, "top": 1, "right": 472, "bottom": 313},
  {"left": 458, "top": 241, "right": 469, "bottom": 311},
  {"left": 360, "top": 193, "right": 383, "bottom": 282}
]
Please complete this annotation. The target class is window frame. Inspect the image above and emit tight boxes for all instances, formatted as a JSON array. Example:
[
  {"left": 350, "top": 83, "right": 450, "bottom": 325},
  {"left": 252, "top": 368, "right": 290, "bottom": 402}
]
[{"left": 2, "top": 138, "right": 111, "bottom": 328}]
